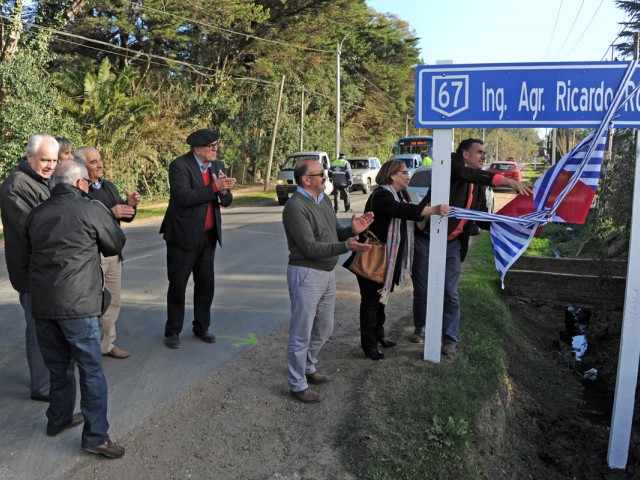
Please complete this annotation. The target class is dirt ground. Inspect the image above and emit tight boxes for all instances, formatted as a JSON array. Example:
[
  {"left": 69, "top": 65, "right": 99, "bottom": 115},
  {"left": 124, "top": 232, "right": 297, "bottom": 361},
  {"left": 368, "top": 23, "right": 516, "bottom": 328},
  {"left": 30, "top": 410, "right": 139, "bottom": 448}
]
[{"left": 66, "top": 253, "right": 640, "bottom": 479}]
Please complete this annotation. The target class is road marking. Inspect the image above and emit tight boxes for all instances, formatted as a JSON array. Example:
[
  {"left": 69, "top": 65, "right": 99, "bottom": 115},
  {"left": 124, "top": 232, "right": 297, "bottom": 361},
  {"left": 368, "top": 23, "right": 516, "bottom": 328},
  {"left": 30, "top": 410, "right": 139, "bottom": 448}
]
[{"left": 217, "top": 333, "right": 258, "bottom": 347}]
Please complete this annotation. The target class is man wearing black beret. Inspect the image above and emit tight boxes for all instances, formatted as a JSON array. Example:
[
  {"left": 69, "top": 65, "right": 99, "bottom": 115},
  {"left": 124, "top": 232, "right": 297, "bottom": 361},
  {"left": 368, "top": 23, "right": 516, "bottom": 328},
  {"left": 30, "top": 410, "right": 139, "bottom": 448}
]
[{"left": 160, "top": 128, "right": 236, "bottom": 349}]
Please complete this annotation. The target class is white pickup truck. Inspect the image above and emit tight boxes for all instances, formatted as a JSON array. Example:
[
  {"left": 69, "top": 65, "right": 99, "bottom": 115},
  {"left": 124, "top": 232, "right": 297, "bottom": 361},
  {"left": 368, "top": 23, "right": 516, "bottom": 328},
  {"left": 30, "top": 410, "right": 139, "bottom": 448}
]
[{"left": 276, "top": 151, "right": 333, "bottom": 205}]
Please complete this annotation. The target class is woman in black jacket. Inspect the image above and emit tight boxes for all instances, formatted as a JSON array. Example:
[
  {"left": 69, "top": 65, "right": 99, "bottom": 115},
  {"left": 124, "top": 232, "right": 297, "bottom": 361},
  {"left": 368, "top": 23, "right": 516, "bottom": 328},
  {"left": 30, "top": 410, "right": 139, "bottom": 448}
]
[{"left": 345, "top": 160, "right": 450, "bottom": 360}]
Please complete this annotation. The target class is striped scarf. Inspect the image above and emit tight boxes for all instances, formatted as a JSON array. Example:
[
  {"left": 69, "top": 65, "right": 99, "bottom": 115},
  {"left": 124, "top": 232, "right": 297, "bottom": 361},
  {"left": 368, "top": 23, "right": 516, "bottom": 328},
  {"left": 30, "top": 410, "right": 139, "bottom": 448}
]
[{"left": 378, "top": 185, "right": 415, "bottom": 305}]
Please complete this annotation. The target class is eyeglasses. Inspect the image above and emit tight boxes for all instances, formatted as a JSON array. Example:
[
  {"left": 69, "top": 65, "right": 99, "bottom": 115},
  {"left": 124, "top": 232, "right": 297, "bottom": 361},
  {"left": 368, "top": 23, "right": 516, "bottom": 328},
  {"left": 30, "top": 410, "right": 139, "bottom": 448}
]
[
  {"left": 84, "top": 178, "right": 93, "bottom": 185},
  {"left": 206, "top": 142, "right": 219, "bottom": 150},
  {"left": 304, "top": 172, "right": 325, "bottom": 177}
]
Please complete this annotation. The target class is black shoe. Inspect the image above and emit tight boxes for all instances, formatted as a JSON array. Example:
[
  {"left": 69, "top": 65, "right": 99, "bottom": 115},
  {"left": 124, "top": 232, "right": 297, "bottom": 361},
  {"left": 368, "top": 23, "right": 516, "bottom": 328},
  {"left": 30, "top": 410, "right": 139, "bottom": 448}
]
[
  {"left": 164, "top": 334, "right": 180, "bottom": 349},
  {"left": 364, "top": 348, "right": 385, "bottom": 360},
  {"left": 378, "top": 337, "right": 397, "bottom": 348},
  {"left": 30, "top": 394, "right": 50, "bottom": 402},
  {"left": 194, "top": 330, "right": 216, "bottom": 343},
  {"left": 46, "top": 412, "right": 84, "bottom": 437}
]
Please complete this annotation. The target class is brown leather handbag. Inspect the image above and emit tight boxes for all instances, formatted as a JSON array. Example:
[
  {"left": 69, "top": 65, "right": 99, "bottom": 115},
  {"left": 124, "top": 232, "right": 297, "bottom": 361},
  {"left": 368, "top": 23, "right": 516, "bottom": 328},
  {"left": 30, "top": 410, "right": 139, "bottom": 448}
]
[{"left": 348, "top": 230, "right": 387, "bottom": 283}]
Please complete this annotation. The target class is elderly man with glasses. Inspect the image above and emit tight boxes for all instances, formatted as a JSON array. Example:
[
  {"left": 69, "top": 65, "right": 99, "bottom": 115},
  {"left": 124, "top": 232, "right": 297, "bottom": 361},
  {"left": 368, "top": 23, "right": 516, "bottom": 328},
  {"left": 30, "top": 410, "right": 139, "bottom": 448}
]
[
  {"left": 160, "top": 128, "right": 236, "bottom": 349},
  {"left": 0, "top": 134, "right": 59, "bottom": 402}
]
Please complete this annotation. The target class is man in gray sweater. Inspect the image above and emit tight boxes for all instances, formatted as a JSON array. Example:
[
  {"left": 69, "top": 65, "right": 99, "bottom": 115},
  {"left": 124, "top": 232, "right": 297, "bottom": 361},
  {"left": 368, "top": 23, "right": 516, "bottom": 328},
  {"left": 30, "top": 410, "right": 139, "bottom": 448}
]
[{"left": 282, "top": 158, "right": 373, "bottom": 403}]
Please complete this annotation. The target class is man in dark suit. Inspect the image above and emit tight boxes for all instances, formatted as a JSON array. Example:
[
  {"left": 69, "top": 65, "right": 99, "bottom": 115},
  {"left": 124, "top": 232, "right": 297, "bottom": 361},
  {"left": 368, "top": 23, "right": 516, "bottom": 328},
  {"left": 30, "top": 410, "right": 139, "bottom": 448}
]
[{"left": 160, "top": 129, "right": 236, "bottom": 349}]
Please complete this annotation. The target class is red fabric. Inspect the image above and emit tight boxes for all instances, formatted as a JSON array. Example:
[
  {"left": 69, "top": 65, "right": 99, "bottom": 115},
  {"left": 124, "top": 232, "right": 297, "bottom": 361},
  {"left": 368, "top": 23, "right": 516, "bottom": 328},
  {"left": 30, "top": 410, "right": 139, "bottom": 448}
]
[
  {"left": 202, "top": 170, "right": 215, "bottom": 232},
  {"left": 448, "top": 184, "right": 474, "bottom": 241},
  {"left": 497, "top": 171, "right": 594, "bottom": 237}
]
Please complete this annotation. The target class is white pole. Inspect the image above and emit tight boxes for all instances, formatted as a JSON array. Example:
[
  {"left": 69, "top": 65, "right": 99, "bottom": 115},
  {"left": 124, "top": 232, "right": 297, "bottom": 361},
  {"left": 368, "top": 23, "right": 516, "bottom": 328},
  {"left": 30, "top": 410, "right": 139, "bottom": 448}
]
[
  {"left": 607, "top": 128, "right": 640, "bottom": 468},
  {"left": 423, "top": 128, "right": 453, "bottom": 362}
]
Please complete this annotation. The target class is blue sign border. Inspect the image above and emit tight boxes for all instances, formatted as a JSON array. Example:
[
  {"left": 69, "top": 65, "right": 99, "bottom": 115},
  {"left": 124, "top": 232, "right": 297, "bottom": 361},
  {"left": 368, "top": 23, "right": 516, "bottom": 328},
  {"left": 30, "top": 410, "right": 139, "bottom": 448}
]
[{"left": 415, "top": 61, "right": 640, "bottom": 128}]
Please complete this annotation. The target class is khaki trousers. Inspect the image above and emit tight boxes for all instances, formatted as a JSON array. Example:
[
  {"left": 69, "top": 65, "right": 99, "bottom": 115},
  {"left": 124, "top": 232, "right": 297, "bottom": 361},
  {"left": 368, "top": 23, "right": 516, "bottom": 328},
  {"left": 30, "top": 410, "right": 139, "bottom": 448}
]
[{"left": 100, "top": 254, "right": 122, "bottom": 354}]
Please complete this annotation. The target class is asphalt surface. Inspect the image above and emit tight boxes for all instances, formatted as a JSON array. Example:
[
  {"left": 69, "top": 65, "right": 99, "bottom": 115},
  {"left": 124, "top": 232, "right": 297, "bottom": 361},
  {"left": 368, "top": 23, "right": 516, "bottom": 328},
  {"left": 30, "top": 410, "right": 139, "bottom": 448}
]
[{"left": 0, "top": 193, "right": 370, "bottom": 480}]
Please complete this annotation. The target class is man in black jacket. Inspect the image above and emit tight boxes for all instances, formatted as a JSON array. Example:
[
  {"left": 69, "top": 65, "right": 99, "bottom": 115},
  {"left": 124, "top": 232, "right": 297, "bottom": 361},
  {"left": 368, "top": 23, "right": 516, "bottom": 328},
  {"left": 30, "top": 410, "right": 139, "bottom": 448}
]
[
  {"left": 411, "top": 139, "right": 531, "bottom": 355},
  {"left": 27, "top": 160, "right": 126, "bottom": 458},
  {"left": 75, "top": 146, "right": 141, "bottom": 359},
  {"left": 0, "top": 134, "right": 58, "bottom": 402},
  {"left": 160, "top": 128, "right": 236, "bottom": 349}
]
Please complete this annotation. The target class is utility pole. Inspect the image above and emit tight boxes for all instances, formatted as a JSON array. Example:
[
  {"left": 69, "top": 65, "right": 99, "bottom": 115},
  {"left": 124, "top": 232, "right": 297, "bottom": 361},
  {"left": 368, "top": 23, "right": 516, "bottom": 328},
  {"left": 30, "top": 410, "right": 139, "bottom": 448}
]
[
  {"left": 300, "top": 88, "right": 305, "bottom": 151},
  {"left": 264, "top": 75, "right": 285, "bottom": 192},
  {"left": 336, "top": 41, "right": 341, "bottom": 159}
]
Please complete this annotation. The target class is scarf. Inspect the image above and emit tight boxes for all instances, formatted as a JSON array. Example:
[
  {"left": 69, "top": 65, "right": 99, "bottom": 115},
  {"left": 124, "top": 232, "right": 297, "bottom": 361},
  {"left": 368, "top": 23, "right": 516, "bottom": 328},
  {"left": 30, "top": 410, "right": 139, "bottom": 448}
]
[{"left": 378, "top": 185, "right": 415, "bottom": 305}]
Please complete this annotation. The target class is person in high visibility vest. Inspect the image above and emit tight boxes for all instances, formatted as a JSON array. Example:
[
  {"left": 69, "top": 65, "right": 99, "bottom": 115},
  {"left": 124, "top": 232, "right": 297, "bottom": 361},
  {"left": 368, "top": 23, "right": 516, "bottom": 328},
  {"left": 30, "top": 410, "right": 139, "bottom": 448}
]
[
  {"left": 328, "top": 153, "right": 353, "bottom": 213},
  {"left": 420, "top": 148, "right": 433, "bottom": 166}
]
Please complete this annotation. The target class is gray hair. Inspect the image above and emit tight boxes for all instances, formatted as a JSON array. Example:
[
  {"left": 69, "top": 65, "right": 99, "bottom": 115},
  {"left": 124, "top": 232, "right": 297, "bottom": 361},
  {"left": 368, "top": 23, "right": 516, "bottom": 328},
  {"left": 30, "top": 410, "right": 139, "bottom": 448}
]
[
  {"left": 50, "top": 160, "right": 88, "bottom": 189},
  {"left": 73, "top": 145, "right": 97, "bottom": 164},
  {"left": 26, "top": 134, "right": 59, "bottom": 156}
]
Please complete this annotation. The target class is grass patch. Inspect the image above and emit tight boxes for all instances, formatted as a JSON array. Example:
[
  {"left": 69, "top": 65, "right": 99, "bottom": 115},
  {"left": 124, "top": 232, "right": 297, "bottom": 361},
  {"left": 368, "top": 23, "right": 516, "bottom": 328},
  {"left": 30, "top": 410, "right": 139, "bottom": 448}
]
[
  {"left": 129, "top": 189, "right": 278, "bottom": 220},
  {"left": 337, "top": 234, "right": 512, "bottom": 479}
]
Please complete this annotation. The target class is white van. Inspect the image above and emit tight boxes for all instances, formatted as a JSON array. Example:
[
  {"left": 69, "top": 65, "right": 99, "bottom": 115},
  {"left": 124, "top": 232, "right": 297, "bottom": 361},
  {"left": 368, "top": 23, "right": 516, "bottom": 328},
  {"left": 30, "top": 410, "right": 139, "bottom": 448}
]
[{"left": 276, "top": 151, "right": 333, "bottom": 205}]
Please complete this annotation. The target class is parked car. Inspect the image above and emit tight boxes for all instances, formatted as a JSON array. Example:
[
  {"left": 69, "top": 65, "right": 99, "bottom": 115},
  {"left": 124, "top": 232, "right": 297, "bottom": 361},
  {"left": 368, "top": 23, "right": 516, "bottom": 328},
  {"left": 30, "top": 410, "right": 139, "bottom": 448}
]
[
  {"left": 347, "top": 157, "right": 381, "bottom": 194},
  {"left": 487, "top": 161, "right": 522, "bottom": 182},
  {"left": 406, "top": 165, "right": 494, "bottom": 213},
  {"left": 276, "top": 151, "right": 333, "bottom": 205},
  {"left": 392, "top": 154, "right": 422, "bottom": 178}
]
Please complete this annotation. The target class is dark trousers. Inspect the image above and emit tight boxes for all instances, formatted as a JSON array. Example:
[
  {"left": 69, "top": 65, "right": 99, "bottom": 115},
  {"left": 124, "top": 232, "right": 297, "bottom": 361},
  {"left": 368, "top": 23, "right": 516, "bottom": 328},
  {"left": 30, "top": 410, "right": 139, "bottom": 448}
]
[
  {"left": 356, "top": 274, "right": 386, "bottom": 352},
  {"left": 164, "top": 230, "right": 217, "bottom": 336},
  {"left": 333, "top": 186, "right": 350, "bottom": 212}
]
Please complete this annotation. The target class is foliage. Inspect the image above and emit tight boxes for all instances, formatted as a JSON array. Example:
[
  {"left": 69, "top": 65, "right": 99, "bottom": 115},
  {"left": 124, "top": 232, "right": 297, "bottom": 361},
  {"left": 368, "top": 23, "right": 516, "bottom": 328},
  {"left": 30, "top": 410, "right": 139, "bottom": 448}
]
[{"left": 0, "top": 46, "right": 79, "bottom": 178}]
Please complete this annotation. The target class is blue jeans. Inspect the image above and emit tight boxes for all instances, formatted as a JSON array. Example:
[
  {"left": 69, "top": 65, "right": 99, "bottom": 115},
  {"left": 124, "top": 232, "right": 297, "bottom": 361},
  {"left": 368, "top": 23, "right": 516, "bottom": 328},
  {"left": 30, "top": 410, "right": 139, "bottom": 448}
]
[
  {"left": 19, "top": 292, "right": 50, "bottom": 397},
  {"left": 35, "top": 317, "right": 109, "bottom": 448},
  {"left": 412, "top": 235, "right": 462, "bottom": 343}
]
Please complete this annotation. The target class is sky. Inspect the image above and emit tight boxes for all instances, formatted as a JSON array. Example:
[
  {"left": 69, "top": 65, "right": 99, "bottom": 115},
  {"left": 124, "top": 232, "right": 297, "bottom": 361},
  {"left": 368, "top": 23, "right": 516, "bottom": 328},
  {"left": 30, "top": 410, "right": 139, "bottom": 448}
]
[{"left": 365, "top": 0, "right": 628, "bottom": 64}]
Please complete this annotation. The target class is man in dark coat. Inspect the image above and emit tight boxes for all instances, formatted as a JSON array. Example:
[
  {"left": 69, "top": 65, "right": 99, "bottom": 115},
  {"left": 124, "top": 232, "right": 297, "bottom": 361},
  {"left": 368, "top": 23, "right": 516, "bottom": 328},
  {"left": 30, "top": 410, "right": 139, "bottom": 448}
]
[
  {"left": 411, "top": 139, "right": 531, "bottom": 355},
  {"left": 0, "top": 134, "right": 58, "bottom": 401},
  {"left": 75, "top": 146, "right": 140, "bottom": 359},
  {"left": 160, "top": 128, "right": 236, "bottom": 349},
  {"left": 27, "top": 160, "right": 126, "bottom": 458}
]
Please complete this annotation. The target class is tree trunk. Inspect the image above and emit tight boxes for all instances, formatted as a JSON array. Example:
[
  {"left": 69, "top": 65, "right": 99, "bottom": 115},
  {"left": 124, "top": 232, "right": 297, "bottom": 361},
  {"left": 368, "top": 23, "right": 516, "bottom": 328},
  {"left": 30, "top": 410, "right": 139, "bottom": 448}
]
[{"left": 1, "top": 0, "right": 24, "bottom": 63}]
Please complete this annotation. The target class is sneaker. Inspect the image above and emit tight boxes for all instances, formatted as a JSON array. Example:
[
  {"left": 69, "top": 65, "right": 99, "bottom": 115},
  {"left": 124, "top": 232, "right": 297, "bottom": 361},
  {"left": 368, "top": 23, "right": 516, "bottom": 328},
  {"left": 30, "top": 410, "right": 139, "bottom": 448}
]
[
  {"left": 84, "top": 439, "right": 125, "bottom": 459},
  {"left": 409, "top": 328, "right": 425, "bottom": 344},
  {"left": 441, "top": 341, "right": 457, "bottom": 356}
]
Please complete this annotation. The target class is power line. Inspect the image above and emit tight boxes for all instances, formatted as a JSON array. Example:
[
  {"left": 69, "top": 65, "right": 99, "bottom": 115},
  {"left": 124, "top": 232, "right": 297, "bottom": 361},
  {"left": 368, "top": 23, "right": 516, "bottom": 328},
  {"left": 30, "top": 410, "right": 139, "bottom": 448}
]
[
  {"left": 566, "top": 0, "right": 604, "bottom": 58},
  {"left": 545, "top": 0, "right": 563, "bottom": 58},
  {"left": 556, "top": 0, "right": 585, "bottom": 58},
  {"left": 139, "top": 4, "right": 333, "bottom": 54},
  {"left": 1, "top": 13, "right": 398, "bottom": 116}
]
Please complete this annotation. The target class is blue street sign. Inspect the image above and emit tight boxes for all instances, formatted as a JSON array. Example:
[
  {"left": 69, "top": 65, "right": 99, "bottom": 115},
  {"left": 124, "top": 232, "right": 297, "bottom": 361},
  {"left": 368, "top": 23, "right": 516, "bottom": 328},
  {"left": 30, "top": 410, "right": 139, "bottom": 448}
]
[{"left": 415, "top": 61, "right": 640, "bottom": 128}]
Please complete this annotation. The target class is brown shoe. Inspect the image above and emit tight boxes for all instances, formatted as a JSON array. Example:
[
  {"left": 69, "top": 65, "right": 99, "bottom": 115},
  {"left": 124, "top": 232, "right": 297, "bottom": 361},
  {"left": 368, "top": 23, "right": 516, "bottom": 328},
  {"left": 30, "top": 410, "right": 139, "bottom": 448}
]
[
  {"left": 290, "top": 388, "right": 322, "bottom": 403},
  {"left": 306, "top": 372, "right": 330, "bottom": 385},
  {"left": 84, "top": 439, "right": 125, "bottom": 459},
  {"left": 46, "top": 412, "right": 84, "bottom": 437},
  {"left": 104, "top": 346, "right": 129, "bottom": 359},
  {"left": 441, "top": 341, "right": 457, "bottom": 356}
]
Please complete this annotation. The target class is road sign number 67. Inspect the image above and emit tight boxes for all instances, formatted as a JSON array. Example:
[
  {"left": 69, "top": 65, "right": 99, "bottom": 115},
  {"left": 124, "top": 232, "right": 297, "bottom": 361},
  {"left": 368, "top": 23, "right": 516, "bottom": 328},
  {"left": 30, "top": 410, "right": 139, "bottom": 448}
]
[{"left": 431, "top": 75, "right": 469, "bottom": 117}]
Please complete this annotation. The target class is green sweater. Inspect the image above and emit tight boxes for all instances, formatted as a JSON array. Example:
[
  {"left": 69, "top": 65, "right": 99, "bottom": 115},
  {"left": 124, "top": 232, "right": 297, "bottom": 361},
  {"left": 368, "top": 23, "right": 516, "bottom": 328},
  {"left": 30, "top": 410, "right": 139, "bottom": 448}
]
[{"left": 282, "top": 191, "right": 354, "bottom": 271}]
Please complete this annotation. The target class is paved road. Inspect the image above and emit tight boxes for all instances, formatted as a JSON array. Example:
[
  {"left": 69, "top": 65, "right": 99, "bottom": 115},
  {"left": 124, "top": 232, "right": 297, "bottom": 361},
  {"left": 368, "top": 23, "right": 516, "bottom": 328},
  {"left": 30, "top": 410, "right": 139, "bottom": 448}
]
[
  {"left": 0, "top": 195, "right": 369, "bottom": 480},
  {"left": 0, "top": 189, "right": 514, "bottom": 479}
]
